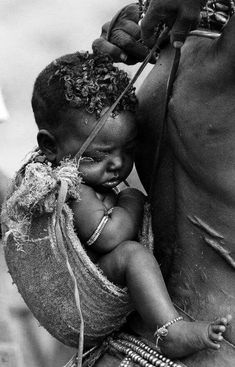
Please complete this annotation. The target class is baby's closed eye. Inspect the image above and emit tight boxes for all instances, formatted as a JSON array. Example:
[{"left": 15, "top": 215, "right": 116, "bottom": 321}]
[
  {"left": 81, "top": 151, "right": 107, "bottom": 163},
  {"left": 81, "top": 156, "right": 95, "bottom": 163}
]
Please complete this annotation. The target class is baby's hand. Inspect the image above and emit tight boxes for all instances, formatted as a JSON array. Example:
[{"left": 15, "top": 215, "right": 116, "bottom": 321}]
[
  {"left": 118, "top": 188, "right": 146, "bottom": 206},
  {"left": 116, "top": 188, "right": 146, "bottom": 228}
]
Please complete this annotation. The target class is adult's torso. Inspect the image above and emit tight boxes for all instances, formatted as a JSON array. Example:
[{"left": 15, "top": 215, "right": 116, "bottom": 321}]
[{"left": 135, "top": 33, "right": 235, "bottom": 366}]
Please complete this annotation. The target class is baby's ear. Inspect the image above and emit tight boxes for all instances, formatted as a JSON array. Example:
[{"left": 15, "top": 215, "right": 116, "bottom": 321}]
[{"left": 37, "top": 129, "right": 57, "bottom": 162}]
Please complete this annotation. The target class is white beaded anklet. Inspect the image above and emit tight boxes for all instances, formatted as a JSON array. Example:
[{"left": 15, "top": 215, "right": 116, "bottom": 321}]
[{"left": 154, "top": 316, "right": 183, "bottom": 347}]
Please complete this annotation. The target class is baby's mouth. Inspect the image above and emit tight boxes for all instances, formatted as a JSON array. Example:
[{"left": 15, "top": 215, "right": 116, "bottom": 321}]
[{"left": 103, "top": 175, "right": 121, "bottom": 187}]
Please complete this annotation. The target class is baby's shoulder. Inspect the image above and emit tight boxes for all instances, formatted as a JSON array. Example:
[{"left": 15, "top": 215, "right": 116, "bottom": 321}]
[{"left": 96, "top": 190, "right": 117, "bottom": 210}]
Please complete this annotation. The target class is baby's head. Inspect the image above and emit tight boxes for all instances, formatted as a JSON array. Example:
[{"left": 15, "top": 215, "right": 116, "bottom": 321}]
[{"left": 32, "top": 52, "right": 138, "bottom": 190}]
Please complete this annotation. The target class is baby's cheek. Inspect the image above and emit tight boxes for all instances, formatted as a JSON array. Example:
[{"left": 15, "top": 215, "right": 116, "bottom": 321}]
[
  {"left": 83, "top": 166, "right": 103, "bottom": 181},
  {"left": 78, "top": 165, "right": 94, "bottom": 180}
]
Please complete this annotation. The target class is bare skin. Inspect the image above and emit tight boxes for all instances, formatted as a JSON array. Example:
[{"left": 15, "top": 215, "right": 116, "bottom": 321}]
[
  {"left": 159, "top": 316, "right": 232, "bottom": 358},
  {"left": 135, "top": 17, "right": 235, "bottom": 367},
  {"left": 91, "top": 1, "right": 235, "bottom": 366},
  {"left": 92, "top": 0, "right": 206, "bottom": 64},
  {"left": 98, "top": 239, "right": 231, "bottom": 358},
  {"left": 73, "top": 188, "right": 231, "bottom": 359},
  {"left": 52, "top": 109, "right": 231, "bottom": 359}
]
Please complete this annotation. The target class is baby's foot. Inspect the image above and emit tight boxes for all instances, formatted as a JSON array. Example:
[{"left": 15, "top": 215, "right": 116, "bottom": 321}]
[{"left": 158, "top": 314, "right": 232, "bottom": 359}]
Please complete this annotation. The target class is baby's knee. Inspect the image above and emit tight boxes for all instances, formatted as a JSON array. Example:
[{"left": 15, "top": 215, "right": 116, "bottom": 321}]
[
  {"left": 118, "top": 240, "right": 150, "bottom": 262},
  {"left": 97, "top": 241, "right": 145, "bottom": 286}
]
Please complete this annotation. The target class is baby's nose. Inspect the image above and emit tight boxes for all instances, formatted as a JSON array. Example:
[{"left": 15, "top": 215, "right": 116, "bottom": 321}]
[{"left": 108, "top": 154, "right": 123, "bottom": 170}]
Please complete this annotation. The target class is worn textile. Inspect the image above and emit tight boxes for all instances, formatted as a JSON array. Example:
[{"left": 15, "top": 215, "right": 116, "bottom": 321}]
[{"left": 1, "top": 153, "right": 153, "bottom": 349}]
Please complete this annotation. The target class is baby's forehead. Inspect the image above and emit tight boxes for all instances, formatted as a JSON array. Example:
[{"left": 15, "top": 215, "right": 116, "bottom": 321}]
[
  {"left": 63, "top": 107, "right": 135, "bottom": 131},
  {"left": 57, "top": 108, "right": 136, "bottom": 152},
  {"left": 92, "top": 112, "right": 137, "bottom": 144}
]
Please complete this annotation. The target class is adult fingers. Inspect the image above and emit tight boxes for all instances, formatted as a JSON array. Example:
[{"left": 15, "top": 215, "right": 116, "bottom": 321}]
[
  {"left": 107, "top": 3, "right": 150, "bottom": 63},
  {"left": 141, "top": 0, "right": 204, "bottom": 48},
  {"left": 92, "top": 21, "right": 128, "bottom": 62},
  {"left": 92, "top": 22, "right": 148, "bottom": 64},
  {"left": 141, "top": 0, "right": 171, "bottom": 48},
  {"left": 170, "top": 3, "right": 201, "bottom": 48},
  {"left": 92, "top": 4, "right": 153, "bottom": 64},
  {"left": 110, "top": 29, "right": 150, "bottom": 64},
  {"left": 92, "top": 37, "right": 128, "bottom": 63},
  {"left": 117, "top": 3, "right": 141, "bottom": 24}
]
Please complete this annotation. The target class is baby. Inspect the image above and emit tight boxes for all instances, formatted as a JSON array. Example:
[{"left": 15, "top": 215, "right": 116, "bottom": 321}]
[{"left": 32, "top": 51, "right": 231, "bottom": 359}]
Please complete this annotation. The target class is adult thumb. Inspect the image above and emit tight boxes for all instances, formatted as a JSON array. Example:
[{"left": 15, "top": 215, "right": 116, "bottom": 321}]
[
  {"left": 141, "top": 1, "right": 165, "bottom": 48},
  {"left": 170, "top": 8, "right": 200, "bottom": 48}
]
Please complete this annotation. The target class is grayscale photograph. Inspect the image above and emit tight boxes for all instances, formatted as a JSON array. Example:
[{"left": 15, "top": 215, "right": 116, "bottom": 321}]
[{"left": 0, "top": 1, "right": 234, "bottom": 366}]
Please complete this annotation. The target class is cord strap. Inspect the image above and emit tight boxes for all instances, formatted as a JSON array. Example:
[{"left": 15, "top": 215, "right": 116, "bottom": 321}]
[{"left": 55, "top": 179, "right": 84, "bottom": 367}]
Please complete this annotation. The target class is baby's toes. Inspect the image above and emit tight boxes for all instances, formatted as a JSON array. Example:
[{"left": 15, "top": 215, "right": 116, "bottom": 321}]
[
  {"left": 217, "top": 314, "right": 232, "bottom": 326},
  {"left": 210, "top": 330, "right": 223, "bottom": 343},
  {"left": 206, "top": 336, "right": 221, "bottom": 350},
  {"left": 211, "top": 324, "right": 226, "bottom": 334},
  {"left": 206, "top": 324, "right": 222, "bottom": 349}
]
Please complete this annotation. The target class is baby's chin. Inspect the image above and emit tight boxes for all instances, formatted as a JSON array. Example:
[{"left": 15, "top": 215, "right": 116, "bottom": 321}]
[{"left": 93, "top": 180, "right": 121, "bottom": 193}]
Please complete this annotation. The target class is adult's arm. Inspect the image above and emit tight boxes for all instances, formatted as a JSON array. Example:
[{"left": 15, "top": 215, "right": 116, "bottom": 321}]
[
  {"left": 92, "top": 0, "right": 205, "bottom": 64},
  {"left": 92, "top": 4, "right": 151, "bottom": 65}
]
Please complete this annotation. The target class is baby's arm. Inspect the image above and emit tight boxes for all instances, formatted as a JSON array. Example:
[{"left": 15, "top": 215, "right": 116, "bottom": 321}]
[{"left": 70, "top": 184, "right": 145, "bottom": 254}]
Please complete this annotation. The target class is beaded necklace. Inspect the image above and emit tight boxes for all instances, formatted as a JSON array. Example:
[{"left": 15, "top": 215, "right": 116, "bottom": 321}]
[
  {"left": 138, "top": 0, "right": 235, "bottom": 32},
  {"left": 110, "top": 333, "right": 183, "bottom": 367}
]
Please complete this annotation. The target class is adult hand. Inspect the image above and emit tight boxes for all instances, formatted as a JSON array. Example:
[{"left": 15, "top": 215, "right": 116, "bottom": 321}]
[
  {"left": 92, "top": 4, "right": 152, "bottom": 65},
  {"left": 141, "top": 0, "right": 206, "bottom": 48}
]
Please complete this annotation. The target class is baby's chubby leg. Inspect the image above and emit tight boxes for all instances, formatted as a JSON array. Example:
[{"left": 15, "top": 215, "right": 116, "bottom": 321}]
[
  {"left": 97, "top": 241, "right": 231, "bottom": 358},
  {"left": 97, "top": 241, "right": 179, "bottom": 330}
]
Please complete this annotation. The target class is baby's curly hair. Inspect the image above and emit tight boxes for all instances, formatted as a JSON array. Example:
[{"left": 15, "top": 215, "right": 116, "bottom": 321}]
[{"left": 32, "top": 51, "right": 138, "bottom": 130}]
